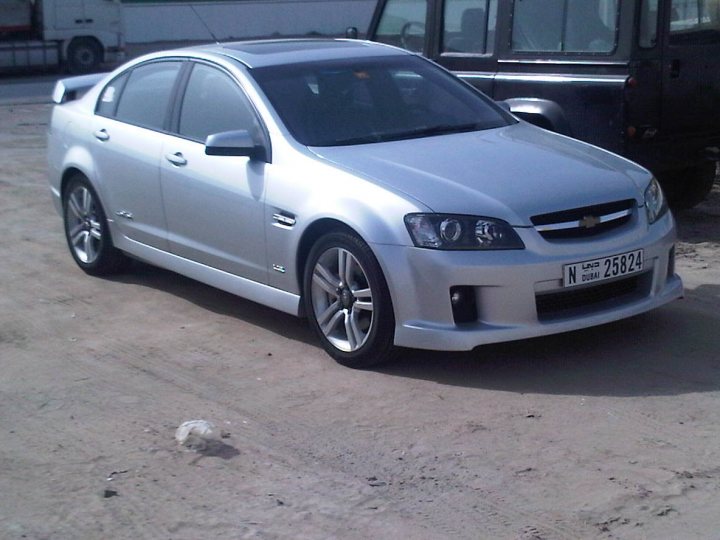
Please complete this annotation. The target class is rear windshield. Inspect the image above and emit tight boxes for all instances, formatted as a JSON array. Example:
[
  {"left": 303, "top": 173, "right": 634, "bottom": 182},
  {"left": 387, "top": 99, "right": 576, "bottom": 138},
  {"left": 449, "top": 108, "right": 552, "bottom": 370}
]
[{"left": 251, "top": 55, "right": 512, "bottom": 147}]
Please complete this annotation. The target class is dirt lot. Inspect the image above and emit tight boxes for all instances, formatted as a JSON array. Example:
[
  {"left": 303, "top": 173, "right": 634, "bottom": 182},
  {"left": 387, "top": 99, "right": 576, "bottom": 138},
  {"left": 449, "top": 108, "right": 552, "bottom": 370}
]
[{"left": 1, "top": 101, "right": 719, "bottom": 540}]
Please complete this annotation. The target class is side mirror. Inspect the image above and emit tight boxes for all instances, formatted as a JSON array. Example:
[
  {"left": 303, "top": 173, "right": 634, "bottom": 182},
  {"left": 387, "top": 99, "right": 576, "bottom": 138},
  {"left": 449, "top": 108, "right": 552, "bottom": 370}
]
[
  {"left": 205, "top": 130, "right": 269, "bottom": 162},
  {"left": 346, "top": 26, "right": 359, "bottom": 39}
]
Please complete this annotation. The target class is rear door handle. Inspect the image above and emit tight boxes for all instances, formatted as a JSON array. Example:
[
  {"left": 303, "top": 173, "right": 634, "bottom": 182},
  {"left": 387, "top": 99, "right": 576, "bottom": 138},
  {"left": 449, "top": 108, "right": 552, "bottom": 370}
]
[
  {"left": 94, "top": 129, "right": 109, "bottom": 141},
  {"left": 165, "top": 152, "right": 187, "bottom": 167}
]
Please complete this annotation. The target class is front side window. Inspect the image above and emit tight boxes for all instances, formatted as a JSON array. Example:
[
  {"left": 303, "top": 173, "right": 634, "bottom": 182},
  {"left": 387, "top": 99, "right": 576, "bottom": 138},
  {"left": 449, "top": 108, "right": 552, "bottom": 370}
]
[
  {"left": 178, "top": 63, "right": 261, "bottom": 142},
  {"left": 512, "top": 0, "right": 619, "bottom": 53},
  {"left": 114, "top": 62, "right": 182, "bottom": 130},
  {"left": 252, "top": 55, "right": 512, "bottom": 147},
  {"left": 442, "top": 0, "right": 498, "bottom": 54},
  {"left": 374, "top": 0, "right": 428, "bottom": 52},
  {"left": 669, "top": 0, "right": 720, "bottom": 44}
]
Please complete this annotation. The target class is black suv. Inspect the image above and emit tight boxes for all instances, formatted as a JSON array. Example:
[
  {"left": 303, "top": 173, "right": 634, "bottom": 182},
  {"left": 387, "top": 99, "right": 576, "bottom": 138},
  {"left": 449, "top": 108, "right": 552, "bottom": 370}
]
[{"left": 364, "top": 0, "right": 720, "bottom": 208}]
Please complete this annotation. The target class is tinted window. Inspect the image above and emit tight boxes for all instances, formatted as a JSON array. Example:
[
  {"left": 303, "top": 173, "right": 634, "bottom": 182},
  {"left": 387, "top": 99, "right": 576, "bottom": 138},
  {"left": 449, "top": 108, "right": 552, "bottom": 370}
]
[
  {"left": 442, "top": 0, "right": 497, "bottom": 54},
  {"left": 639, "top": 0, "right": 659, "bottom": 48},
  {"left": 96, "top": 72, "right": 128, "bottom": 117},
  {"left": 115, "top": 62, "right": 182, "bottom": 130},
  {"left": 375, "top": 0, "right": 427, "bottom": 52},
  {"left": 178, "top": 63, "right": 261, "bottom": 142},
  {"left": 670, "top": 0, "right": 720, "bottom": 44},
  {"left": 252, "top": 55, "right": 512, "bottom": 147},
  {"left": 512, "top": 0, "right": 618, "bottom": 53}
]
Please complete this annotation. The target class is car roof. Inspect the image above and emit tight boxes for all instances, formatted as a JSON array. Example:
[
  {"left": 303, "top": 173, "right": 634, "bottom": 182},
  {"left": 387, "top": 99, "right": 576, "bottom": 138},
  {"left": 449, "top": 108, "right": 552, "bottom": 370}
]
[{"left": 186, "top": 39, "right": 408, "bottom": 69}]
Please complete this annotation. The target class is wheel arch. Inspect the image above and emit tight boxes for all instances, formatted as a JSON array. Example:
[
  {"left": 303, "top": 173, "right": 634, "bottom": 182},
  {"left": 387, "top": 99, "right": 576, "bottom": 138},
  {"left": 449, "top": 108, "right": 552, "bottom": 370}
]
[
  {"left": 295, "top": 218, "right": 360, "bottom": 301},
  {"left": 503, "top": 98, "right": 573, "bottom": 136},
  {"left": 60, "top": 166, "right": 88, "bottom": 199}
]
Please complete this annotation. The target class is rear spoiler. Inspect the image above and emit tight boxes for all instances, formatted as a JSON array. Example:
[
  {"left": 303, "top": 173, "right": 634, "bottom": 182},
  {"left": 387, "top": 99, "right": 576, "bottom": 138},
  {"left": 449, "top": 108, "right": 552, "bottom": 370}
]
[{"left": 52, "top": 73, "right": 107, "bottom": 104}]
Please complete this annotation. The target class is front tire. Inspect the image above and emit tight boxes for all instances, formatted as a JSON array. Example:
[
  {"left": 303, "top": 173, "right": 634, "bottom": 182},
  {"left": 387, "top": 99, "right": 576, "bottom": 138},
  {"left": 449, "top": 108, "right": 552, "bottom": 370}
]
[
  {"left": 63, "top": 175, "right": 128, "bottom": 276},
  {"left": 303, "top": 231, "right": 396, "bottom": 368}
]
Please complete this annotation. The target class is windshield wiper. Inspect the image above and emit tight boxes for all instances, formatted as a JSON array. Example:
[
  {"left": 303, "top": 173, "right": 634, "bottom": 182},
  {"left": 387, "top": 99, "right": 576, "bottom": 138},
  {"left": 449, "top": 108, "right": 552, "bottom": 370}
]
[{"left": 381, "top": 123, "right": 483, "bottom": 142}]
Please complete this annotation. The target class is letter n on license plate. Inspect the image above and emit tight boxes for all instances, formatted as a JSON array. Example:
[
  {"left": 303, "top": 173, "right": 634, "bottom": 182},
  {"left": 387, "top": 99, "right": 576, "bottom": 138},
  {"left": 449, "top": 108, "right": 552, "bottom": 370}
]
[{"left": 563, "top": 249, "right": 644, "bottom": 288}]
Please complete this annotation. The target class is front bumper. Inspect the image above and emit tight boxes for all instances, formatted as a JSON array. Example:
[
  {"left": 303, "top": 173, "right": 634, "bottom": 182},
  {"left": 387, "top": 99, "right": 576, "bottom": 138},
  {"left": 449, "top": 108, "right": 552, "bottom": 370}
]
[{"left": 373, "top": 212, "right": 682, "bottom": 351}]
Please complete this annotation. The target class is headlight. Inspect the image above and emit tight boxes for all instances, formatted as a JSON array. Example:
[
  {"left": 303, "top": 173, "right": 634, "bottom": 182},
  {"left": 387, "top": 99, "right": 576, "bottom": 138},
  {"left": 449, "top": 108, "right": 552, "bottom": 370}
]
[
  {"left": 404, "top": 214, "right": 525, "bottom": 250},
  {"left": 644, "top": 177, "right": 668, "bottom": 224}
]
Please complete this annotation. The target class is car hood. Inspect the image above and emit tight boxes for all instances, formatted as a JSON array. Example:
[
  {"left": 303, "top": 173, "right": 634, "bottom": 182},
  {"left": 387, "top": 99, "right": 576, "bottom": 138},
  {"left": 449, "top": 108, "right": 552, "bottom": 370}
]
[{"left": 310, "top": 122, "right": 650, "bottom": 226}]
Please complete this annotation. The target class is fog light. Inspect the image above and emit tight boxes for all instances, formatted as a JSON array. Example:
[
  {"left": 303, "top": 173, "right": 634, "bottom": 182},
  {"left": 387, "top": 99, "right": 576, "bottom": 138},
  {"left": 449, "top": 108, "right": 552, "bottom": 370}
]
[{"left": 450, "top": 286, "right": 477, "bottom": 324}]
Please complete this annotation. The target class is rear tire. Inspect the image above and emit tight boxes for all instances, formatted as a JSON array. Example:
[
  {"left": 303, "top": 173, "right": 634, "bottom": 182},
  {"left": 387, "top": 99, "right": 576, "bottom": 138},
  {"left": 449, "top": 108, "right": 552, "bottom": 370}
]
[
  {"left": 62, "top": 174, "right": 128, "bottom": 276},
  {"left": 303, "top": 231, "right": 396, "bottom": 369}
]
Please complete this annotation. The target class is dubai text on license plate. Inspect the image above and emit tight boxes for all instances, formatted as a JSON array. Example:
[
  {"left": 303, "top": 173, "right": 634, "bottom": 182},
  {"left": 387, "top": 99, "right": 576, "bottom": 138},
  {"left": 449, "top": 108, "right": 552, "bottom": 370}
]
[{"left": 563, "top": 249, "right": 644, "bottom": 288}]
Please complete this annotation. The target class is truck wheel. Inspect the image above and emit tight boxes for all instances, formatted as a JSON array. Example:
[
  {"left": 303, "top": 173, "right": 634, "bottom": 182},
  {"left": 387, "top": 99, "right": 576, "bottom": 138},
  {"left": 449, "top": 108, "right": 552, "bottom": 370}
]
[
  {"left": 663, "top": 162, "right": 717, "bottom": 210},
  {"left": 67, "top": 37, "right": 103, "bottom": 74}
]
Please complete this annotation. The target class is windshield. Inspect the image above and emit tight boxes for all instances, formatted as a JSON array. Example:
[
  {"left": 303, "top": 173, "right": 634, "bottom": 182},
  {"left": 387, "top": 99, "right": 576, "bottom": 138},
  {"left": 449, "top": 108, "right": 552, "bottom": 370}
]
[{"left": 251, "top": 55, "right": 513, "bottom": 147}]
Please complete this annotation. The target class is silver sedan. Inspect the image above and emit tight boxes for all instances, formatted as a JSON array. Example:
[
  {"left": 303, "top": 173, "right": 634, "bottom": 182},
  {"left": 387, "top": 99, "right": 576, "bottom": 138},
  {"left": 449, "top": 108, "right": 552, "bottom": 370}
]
[{"left": 47, "top": 39, "right": 682, "bottom": 368}]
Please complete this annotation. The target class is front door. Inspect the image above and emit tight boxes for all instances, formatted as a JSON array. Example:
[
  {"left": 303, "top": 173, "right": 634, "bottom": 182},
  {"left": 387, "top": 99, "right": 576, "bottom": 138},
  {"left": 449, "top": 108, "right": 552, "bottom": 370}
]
[{"left": 160, "top": 62, "right": 268, "bottom": 283}]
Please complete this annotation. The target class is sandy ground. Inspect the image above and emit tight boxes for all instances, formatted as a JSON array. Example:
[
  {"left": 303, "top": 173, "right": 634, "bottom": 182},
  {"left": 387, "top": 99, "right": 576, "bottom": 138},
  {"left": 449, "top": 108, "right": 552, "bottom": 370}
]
[{"left": 0, "top": 102, "right": 719, "bottom": 540}]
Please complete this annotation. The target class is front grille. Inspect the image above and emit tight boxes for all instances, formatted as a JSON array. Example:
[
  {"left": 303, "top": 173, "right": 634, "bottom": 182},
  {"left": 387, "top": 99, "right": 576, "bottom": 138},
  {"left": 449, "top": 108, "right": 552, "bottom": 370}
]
[
  {"left": 536, "top": 273, "right": 647, "bottom": 320},
  {"left": 532, "top": 199, "right": 635, "bottom": 239}
]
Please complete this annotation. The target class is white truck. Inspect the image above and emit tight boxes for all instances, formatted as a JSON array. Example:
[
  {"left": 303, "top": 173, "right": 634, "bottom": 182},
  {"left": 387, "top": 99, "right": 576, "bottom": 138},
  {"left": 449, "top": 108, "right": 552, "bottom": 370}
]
[{"left": 0, "top": 0, "right": 123, "bottom": 73}]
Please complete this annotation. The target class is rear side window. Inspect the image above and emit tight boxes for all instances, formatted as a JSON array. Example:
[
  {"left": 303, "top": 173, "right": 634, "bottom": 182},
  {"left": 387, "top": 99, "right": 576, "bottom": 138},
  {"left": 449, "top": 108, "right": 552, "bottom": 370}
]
[
  {"left": 442, "top": 0, "right": 498, "bottom": 54},
  {"left": 96, "top": 72, "right": 128, "bottom": 117},
  {"left": 114, "top": 62, "right": 182, "bottom": 131},
  {"left": 669, "top": 0, "right": 720, "bottom": 44},
  {"left": 177, "top": 63, "right": 262, "bottom": 142},
  {"left": 512, "top": 0, "right": 619, "bottom": 53}
]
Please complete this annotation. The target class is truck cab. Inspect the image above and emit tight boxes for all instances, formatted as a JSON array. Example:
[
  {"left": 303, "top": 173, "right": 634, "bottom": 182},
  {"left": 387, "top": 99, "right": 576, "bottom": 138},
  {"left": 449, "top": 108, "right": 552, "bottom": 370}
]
[
  {"left": 366, "top": 0, "right": 720, "bottom": 208},
  {"left": 0, "top": 0, "right": 123, "bottom": 73}
]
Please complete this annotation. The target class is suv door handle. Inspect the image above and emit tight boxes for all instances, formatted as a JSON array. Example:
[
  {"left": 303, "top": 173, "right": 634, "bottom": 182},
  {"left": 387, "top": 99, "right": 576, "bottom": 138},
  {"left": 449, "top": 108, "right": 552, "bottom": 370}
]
[
  {"left": 165, "top": 152, "right": 187, "bottom": 167},
  {"left": 94, "top": 129, "right": 109, "bottom": 141},
  {"left": 670, "top": 59, "right": 681, "bottom": 78}
]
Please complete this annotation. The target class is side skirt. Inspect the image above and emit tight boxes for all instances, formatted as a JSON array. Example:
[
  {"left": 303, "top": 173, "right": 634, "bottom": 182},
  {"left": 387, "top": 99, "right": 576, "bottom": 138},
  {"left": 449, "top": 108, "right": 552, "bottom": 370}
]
[{"left": 116, "top": 236, "right": 302, "bottom": 317}]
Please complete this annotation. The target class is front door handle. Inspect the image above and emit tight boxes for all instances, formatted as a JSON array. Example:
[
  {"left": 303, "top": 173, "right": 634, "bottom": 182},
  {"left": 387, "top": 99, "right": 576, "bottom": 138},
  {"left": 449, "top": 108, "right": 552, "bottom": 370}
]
[
  {"left": 94, "top": 129, "right": 109, "bottom": 141},
  {"left": 670, "top": 59, "right": 681, "bottom": 78},
  {"left": 165, "top": 152, "right": 187, "bottom": 167}
]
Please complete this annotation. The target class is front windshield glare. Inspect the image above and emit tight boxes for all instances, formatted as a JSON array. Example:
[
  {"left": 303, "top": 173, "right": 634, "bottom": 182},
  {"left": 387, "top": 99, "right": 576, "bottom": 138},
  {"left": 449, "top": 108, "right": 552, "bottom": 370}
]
[{"left": 251, "top": 55, "right": 513, "bottom": 146}]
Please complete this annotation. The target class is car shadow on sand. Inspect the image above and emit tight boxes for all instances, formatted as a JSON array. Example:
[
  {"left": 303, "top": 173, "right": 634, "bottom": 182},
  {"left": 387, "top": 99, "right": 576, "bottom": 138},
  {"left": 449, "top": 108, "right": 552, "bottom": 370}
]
[
  {"left": 381, "top": 292, "right": 720, "bottom": 398},
  {"left": 107, "top": 261, "right": 719, "bottom": 399},
  {"left": 106, "top": 260, "right": 317, "bottom": 347}
]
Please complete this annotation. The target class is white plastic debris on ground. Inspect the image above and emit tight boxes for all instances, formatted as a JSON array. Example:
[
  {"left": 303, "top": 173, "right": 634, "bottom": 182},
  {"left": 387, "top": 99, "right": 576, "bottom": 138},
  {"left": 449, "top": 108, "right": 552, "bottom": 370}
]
[{"left": 175, "top": 420, "right": 219, "bottom": 450}]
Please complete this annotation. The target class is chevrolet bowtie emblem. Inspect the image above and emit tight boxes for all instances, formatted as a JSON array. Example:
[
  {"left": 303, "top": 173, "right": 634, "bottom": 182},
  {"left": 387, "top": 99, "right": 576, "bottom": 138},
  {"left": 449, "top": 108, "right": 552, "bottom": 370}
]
[{"left": 579, "top": 215, "right": 601, "bottom": 228}]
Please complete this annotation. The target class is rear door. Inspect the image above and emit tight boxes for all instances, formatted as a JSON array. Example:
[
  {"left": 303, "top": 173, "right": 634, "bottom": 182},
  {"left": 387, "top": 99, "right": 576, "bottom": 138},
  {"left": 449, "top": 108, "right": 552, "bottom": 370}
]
[
  {"left": 92, "top": 60, "right": 183, "bottom": 250},
  {"left": 661, "top": 0, "right": 720, "bottom": 135}
]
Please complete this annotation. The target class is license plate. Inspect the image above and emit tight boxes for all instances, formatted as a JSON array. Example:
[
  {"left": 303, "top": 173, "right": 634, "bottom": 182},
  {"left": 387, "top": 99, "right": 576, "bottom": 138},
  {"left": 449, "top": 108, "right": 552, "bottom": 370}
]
[{"left": 563, "top": 249, "right": 644, "bottom": 288}]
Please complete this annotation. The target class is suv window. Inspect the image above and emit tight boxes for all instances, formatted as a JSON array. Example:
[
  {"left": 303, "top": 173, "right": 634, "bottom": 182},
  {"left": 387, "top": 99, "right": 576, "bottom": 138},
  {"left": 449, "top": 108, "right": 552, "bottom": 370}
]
[
  {"left": 512, "top": 0, "right": 618, "bottom": 53},
  {"left": 442, "top": 0, "right": 497, "bottom": 54},
  {"left": 639, "top": 0, "right": 659, "bottom": 48},
  {"left": 374, "top": 0, "right": 428, "bottom": 52},
  {"left": 114, "top": 62, "right": 182, "bottom": 131},
  {"left": 178, "top": 63, "right": 261, "bottom": 142},
  {"left": 670, "top": 0, "right": 720, "bottom": 44}
]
